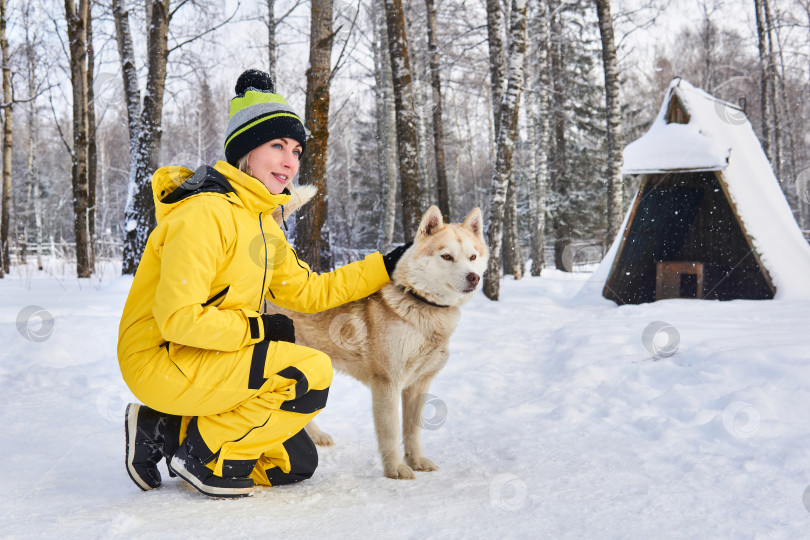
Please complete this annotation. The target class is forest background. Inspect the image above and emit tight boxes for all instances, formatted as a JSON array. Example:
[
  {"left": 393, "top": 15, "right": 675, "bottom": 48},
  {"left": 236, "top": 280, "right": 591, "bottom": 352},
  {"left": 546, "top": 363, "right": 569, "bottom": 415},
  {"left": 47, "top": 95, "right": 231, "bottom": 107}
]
[{"left": 0, "top": 0, "right": 807, "bottom": 301}]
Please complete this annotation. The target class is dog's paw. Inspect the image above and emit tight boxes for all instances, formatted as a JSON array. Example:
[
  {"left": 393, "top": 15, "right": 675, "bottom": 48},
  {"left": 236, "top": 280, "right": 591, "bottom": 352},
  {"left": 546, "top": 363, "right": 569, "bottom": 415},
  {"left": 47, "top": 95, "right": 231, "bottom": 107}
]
[
  {"left": 384, "top": 463, "right": 416, "bottom": 480},
  {"left": 406, "top": 456, "right": 438, "bottom": 472},
  {"left": 310, "top": 431, "right": 334, "bottom": 446},
  {"left": 304, "top": 422, "right": 333, "bottom": 446}
]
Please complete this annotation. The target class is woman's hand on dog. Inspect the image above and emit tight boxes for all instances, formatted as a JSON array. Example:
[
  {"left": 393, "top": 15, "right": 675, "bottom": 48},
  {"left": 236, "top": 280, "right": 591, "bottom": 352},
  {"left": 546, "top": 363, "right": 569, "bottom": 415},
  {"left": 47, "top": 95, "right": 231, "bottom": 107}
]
[
  {"left": 260, "top": 313, "right": 296, "bottom": 343},
  {"left": 383, "top": 240, "right": 413, "bottom": 276}
]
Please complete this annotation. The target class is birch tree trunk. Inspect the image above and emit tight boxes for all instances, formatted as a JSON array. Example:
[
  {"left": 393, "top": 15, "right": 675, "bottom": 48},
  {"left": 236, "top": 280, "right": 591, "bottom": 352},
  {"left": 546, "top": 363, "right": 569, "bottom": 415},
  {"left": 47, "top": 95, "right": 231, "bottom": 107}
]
[
  {"left": 27, "top": 108, "right": 44, "bottom": 271},
  {"left": 22, "top": 0, "right": 43, "bottom": 271},
  {"left": 116, "top": 0, "right": 171, "bottom": 275},
  {"left": 530, "top": 0, "right": 550, "bottom": 276},
  {"left": 86, "top": 3, "right": 97, "bottom": 270},
  {"left": 595, "top": 0, "right": 624, "bottom": 246},
  {"left": 0, "top": 0, "right": 4, "bottom": 277},
  {"left": 485, "top": 84, "right": 496, "bottom": 163},
  {"left": 524, "top": 42, "right": 536, "bottom": 272},
  {"left": 486, "top": 0, "right": 504, "bottom": 139},
  {"left": 0, "top": 0, "right": 11, "bottom": 276},
  {"left": 296, "top": 0, "right": 333, "bottom": 272},
  {"left": 384, "top": 0, "right": 422, "bottom": 237},
  {"left": 112, "top": 0, "right": 139, "bottom": 145},
  {"left": 772, "top": 17, "right": 798, "bottom": 214},
  {"left": 763, "top": 0, "right": 782, "bottom": 181},
  {"left": 795, "top": 0, "right": 810, "bottom": 229},
  {"left": 487, "top": 0, "right": 522, "bottom": 279},
  {"left": 502, "top": 173, "right": 523, "bottom": 279},
  {"left": 373, "top": 0, "right": 398, "bottom": 252},
  {"left": 65, "top": 0, "right": 92, "bottom": 278},
  {"left": 483, "top": 0, "right": 527, "bottom": 301},
  {"left": 401, "top": 2, "right": 431, "bottom": 213},
  {"left": 754, "top": 0, "right": 772, "bottom": 160},
  {"left": 266, "top": 0, "right": 276, "bottom": 81},
  {"left": 0, "top": 0, "right": 10, "bottom": 277},
  {"left": 424, "top": 0, "right": 450, "bottom": 221},
  {"left": 411, "top": 64, "right": 433, "bottom": 211},
  {"left": 549, "top": 2, "right": 571, "bottom": 271},
  {"left": 450, "top": 91, "right": 464, "bottom": 215}
]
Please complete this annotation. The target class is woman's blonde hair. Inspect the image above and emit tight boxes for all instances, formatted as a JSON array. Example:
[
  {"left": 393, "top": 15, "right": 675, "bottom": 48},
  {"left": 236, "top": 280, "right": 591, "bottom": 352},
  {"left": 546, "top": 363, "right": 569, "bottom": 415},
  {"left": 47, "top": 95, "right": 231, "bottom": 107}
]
[{"left": 236, "top": 153, "right": 251, "bottom": 176}]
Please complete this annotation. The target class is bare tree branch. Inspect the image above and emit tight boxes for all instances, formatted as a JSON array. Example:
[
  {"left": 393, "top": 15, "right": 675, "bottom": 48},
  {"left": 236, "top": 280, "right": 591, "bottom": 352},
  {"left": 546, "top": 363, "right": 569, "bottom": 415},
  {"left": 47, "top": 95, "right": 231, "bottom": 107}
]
[
  {"left": 329, "top": 0, "right": 362, "bottom": 83},
  {"left": 167, "top": 1, "right": 240, "bottom": 55},
  {"left": 169, "top": 0, "right": 191, "bottom": 19},
  {"left": 47, "top": 76, "right": 75, "bottom": 166}
]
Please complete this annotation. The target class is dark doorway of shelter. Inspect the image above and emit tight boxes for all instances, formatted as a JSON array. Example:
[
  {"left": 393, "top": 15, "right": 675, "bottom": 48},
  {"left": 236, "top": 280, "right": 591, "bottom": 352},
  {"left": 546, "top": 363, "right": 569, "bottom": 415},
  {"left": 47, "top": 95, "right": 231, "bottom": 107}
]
[
  {"left": 680, "top": 273, "right": 698, "bottom": 298},
  {"left": 604, "top": 172, "right": 775, "bottom": 304}
]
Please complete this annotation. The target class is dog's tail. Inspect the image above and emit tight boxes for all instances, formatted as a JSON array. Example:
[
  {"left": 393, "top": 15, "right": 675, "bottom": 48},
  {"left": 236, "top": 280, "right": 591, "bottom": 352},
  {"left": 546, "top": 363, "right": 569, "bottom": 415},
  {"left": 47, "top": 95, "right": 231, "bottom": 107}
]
[{"left": 272, "top": 183, "right": 318, "bottom": 227}]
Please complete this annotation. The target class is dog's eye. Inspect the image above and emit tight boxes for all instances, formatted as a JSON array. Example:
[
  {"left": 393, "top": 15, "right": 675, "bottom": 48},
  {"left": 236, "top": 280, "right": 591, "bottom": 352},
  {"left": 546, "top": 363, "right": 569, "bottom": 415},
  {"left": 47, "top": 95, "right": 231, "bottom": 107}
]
[
  {"left": 470, "top": 254, "right": 477, "bottom": 261},
  {"left": 441, "top": 254, "right": 454, "bottom": 262}
]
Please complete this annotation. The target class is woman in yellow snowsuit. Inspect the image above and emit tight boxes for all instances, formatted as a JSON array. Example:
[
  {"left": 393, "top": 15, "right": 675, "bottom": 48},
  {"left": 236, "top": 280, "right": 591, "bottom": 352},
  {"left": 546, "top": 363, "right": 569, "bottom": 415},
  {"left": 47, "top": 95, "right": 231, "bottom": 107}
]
[{"left": 118, "top": 70, "right": 409, "bottom": 498}]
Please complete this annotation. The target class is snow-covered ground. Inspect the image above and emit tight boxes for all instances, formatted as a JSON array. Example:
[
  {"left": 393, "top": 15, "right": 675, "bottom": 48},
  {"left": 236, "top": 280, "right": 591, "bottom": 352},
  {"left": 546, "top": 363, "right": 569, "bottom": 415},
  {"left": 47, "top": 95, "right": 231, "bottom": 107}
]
[{"left": 2, "top": 262, "right": 809, "bottom": 538}]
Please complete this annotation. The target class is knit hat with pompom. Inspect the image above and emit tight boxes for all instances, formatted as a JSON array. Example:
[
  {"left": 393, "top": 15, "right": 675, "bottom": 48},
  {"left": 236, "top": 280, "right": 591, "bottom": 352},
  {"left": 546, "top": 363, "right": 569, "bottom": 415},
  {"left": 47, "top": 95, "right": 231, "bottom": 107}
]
[{"left": 224, "top": 69, "right": 307, "bottom": 166}]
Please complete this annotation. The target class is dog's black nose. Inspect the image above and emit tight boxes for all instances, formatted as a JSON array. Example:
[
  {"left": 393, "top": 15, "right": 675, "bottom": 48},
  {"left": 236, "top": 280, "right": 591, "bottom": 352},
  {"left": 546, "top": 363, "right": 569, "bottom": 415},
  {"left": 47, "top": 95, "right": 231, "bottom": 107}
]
[{"left": 467, "top": 273, "right": 479, "bottom": 287}]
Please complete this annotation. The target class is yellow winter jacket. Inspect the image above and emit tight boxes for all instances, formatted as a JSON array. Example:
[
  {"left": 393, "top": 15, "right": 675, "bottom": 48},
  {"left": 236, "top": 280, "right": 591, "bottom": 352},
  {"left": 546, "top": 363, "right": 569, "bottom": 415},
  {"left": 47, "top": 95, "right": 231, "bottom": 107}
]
[{"left": 117, "top": 161, "right": 389, "bottom": 361}]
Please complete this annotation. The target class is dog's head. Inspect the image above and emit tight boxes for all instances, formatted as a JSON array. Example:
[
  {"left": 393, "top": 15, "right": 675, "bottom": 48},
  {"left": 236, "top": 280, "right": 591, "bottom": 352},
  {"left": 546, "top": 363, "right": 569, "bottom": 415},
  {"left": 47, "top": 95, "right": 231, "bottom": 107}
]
[{"left": 393, "top": 206, "right": 489, "bottom": 307}]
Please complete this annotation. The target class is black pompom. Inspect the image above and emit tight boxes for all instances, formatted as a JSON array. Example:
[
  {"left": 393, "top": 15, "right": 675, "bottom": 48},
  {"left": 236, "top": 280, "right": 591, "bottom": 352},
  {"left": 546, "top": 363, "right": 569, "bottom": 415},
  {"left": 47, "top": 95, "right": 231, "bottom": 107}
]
[{"left": 235, "top": 69, "right": 275, "bottom": 96}]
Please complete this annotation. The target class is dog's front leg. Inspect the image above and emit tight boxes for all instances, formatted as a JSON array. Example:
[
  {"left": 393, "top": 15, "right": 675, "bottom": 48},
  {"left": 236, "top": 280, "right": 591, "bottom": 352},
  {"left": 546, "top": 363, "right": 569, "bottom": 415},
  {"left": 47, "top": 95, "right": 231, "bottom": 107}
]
[
  {"left": 371, "top": 376, "right": 414, "bottom": 479},
  {"left": 304, "top": 420, "right": 334, "bottom": 446},
  {"left": 402, "top": 372, "right": 439, "bottom": 472}
]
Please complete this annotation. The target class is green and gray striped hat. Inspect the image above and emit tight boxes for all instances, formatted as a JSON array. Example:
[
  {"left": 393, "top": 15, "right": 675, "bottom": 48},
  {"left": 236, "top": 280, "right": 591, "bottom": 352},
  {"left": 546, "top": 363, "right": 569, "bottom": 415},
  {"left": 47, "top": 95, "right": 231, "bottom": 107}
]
[{"left": 224, "top": 69, "right": 307, "bottom": 166}]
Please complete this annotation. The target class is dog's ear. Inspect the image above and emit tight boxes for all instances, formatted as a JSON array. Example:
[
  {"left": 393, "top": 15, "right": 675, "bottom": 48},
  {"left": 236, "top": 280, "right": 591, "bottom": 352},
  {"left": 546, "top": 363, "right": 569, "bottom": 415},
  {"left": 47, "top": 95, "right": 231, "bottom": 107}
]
[
  {"left": 417, "top": 205, "right": 444, "bottom": 238},
  {"left": 462, "top": 208, "right": 484, "bottom": 240},
  {"left": 271, "top": 183, "right": 318, "bottom": 227}
]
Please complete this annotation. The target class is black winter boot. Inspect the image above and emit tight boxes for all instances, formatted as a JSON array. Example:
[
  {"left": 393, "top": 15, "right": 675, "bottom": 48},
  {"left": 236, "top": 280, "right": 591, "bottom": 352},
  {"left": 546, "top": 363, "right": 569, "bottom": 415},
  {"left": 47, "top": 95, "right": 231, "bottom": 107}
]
[
  {"left": 167, "top": 417, "right": 255, "bottom": 498},
  {"left": 125, "top": 403, "right": 182, "bottom": 491}
]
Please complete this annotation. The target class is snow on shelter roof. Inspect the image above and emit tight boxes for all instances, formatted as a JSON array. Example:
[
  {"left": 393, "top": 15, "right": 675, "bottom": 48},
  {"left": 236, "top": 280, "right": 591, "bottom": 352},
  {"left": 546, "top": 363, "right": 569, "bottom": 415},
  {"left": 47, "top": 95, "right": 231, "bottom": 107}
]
[
  {"left": 581, "top": 78, "right": 810, "bottom": 300},
  {"left": 621, "top": 80, "right": 736, "bottom": 174}
]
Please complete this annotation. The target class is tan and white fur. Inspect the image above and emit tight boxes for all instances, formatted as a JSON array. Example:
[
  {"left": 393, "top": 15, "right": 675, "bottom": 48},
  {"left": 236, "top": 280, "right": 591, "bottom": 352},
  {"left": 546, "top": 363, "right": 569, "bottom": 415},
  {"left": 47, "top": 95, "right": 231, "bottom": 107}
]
[
  {"left": 272, "top": 182, "right": 318, "bottom": 224},
  {"left": 266, "top": 204, "right": 489, "bottom": 479}
]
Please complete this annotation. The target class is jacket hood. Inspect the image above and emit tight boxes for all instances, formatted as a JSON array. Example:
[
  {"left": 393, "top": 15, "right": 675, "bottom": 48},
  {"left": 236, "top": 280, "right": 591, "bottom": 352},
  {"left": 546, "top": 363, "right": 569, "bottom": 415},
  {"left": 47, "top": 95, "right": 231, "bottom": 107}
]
[{"left": 152, "top": 161, "right": 292, "bottom": 222}]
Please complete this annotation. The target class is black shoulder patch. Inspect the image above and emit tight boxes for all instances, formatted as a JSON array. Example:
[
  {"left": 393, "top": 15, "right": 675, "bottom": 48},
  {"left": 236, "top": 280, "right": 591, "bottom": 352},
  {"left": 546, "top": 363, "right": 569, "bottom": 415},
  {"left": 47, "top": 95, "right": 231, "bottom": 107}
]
[{"left": 161, "top": 165, "right": 235, "bottom": 204}]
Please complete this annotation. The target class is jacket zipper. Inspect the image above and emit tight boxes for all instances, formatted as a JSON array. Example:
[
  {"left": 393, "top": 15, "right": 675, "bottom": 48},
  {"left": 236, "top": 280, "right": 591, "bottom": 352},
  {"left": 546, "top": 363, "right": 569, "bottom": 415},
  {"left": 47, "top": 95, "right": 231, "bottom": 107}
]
[
  {"left": 202, "top": 285, "right": 230, "bottom": 307},
  {"left": 258, "top": 212, "right": 268, "bottom": 312}
]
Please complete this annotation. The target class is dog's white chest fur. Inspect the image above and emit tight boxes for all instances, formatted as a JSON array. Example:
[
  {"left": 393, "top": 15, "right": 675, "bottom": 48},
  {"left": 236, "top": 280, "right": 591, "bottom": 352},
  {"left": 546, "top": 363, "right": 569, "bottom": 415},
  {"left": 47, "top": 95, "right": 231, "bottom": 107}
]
[{"left": 376, "top": 287, "right": 461, "bottom": 387}]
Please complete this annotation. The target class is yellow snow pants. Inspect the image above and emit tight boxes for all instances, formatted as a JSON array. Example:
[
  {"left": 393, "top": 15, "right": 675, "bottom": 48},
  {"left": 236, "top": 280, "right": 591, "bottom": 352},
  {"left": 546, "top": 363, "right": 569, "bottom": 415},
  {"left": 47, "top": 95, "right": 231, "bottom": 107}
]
[{"left": 120, "top": 338, "right": 331, "bottom": 486}]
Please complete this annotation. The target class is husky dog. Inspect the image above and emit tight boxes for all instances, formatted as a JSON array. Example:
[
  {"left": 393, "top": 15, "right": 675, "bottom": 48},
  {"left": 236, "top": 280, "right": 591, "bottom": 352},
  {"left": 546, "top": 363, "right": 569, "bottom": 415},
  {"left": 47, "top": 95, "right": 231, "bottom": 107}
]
[{"left": 266, "top": 205, "right": 489, "bottom": 479}]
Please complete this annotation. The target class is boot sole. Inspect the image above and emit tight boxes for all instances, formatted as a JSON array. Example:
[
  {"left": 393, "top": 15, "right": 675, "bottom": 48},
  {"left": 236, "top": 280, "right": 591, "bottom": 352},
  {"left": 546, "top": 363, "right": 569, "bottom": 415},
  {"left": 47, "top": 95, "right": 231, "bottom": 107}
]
[
  {"left": 168, "top": 456, "right": 254, "bottom": 498},
  {"left": 125, "top": 403, "right": 159, "bottom": 491}
]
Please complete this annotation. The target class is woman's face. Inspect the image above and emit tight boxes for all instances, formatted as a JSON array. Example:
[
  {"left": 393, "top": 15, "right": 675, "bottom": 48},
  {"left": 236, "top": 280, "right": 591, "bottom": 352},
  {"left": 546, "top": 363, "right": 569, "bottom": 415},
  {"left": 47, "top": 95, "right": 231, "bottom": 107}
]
[{"left": 247, "top": 138, "right": 302, "bottom": 194}]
